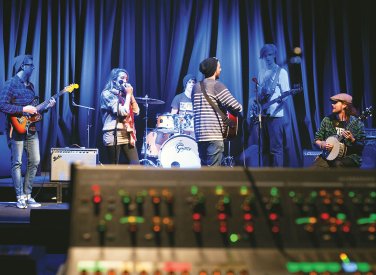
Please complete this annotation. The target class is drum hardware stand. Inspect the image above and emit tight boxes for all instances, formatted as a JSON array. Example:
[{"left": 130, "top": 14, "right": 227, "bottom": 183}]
[
  {"left": 138, "top": 95, "right": 157, "bottom": 167},
  {"left": 251, "top": 78, "right": 262, "bottom": 167},
  {"left": 72, "top": 94, "right": 95, "bottom": 148},
  {"left": 222, "top": 140, "right": 235, "bottom": 167}
]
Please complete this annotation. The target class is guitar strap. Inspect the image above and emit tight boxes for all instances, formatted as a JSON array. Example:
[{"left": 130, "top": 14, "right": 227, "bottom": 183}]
[
  {"left": 199, "top": 81, "right": 235, "bottom": 128},
  {"left": 272, "top": 67, "right": 281, "bottom": 93}
]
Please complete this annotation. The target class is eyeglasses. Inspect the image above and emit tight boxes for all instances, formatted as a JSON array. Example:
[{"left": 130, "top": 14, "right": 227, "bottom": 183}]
[{"left": 23, "top": 63, "right": 35, "bottom": 69}]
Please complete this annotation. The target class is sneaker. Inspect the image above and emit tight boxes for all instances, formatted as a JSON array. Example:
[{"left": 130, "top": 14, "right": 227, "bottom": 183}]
[
  {"left": 16, "top": 196, "right": 27, "bottom": 209},
  {"left": 26, "top": 195, "right": 41, "bottom": 208}
]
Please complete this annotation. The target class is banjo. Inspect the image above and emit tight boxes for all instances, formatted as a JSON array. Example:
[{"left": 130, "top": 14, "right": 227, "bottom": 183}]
[{"left": 322, "top": 106, "right": 373, "bottom": 161}]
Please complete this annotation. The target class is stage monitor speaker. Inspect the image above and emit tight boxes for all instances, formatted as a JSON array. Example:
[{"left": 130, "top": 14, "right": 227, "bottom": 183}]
[
  {"left": 361, "top": 138, "right": 376, "bottom": 169},
  {"left": 302, "top": 149, "right": 321, "bottom": 167},
  {"left": 50, "top": 148, "right": 98, "bottom": 181}
]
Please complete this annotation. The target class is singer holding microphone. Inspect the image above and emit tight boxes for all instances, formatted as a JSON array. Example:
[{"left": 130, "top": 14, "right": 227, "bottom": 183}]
[
  {"left": 100, "top": 68, "right": 140, "bottom": 164},
  {"left": 254, "top": 44, "right": 290, "bottom": 167}
]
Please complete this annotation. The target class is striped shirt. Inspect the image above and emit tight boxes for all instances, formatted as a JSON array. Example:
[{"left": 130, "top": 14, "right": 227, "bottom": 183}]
[{"left": 192, "top": 79, "right": 242, "bottom": 142}]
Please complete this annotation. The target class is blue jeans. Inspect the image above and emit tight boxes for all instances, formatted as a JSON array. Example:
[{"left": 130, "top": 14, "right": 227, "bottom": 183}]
[
  {"left": 197, "top": 140, "right": 224, "bottom": 166},
  {"left": 262, "top": 117, "right": 286, "bottom": 167},
  {"left": 10, "top": 132, "right": 40, "bottom": 197}
]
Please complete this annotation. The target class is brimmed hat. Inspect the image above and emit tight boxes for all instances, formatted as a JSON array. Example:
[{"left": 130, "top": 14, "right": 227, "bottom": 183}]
[
  {"left": 330, "top": 93, "right": 352, "bottom": 104},
  {"left": 199, "top": 57, "right": 218, "bottom": 78}
]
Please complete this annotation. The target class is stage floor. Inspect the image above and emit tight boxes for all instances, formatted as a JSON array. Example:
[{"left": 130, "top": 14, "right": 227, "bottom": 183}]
[
  {"left": 0, "top": 173, "right": 70, "bottom": 224},
  {"left": 0, "top": 202, "right": 69, "bottom": 224}
]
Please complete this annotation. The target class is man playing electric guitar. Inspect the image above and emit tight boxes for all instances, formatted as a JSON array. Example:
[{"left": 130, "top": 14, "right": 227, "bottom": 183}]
[
  {"left": 254, "top": 44, "right": 291, "bottom": 167},
  {"left": 313, "top": 93, "right": 366, "bottom": 168},
  {"left": 0, "top": 54, "right": 56, "bottom": 208}
]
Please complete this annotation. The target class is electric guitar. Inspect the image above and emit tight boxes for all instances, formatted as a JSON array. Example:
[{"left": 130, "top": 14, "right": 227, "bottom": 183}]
[
  {"left": 10, "top": 83, "right": 79, "bottom": 134},
  {"left": 223, "top": 112, "right": 238, "bottom": 140},
  {"left": 322, "top": 106, "right": 373, "bottom": 161},
  {"left": 250, "top": 87, "right": 302, "bottom": 123}
]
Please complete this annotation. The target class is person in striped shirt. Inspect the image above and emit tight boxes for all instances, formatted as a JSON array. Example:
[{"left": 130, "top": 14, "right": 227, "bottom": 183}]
[{"left": 192, "top": 57, "right": 242, "bottom": 166}]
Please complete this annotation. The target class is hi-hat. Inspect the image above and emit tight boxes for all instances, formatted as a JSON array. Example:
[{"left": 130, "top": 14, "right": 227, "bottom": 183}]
[{"left": 135, "top": 96, "right": 165, "bottom": 105}]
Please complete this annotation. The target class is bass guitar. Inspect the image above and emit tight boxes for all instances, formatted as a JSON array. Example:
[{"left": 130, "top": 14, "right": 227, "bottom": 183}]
[
  {"left": 10, "top": 83, "right": 79, "bottom": 134},
  {"left": 322, "top": 106, "right": 373, "bottom": 161},
  {"left": 250, "top": 87, "right": 302, "bottom": 124}
]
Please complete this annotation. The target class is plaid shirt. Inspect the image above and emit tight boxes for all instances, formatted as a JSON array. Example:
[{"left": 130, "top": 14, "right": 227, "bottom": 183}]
[
  {"left": 314, "top": 114, "right": 366, "bottom": 166},
  {"left": 0, "top": 75, "right": 36, "bottom": 114},
  {"left": 0, "top": 75, "right": 38, "bottom": 138}
]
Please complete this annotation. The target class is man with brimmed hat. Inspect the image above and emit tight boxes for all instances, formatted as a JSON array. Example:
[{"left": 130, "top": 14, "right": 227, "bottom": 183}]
[
  {"left": 192, "top": 57, "right": 242, "bottom": 166},
  {"left": 0, "top": 54, "right": 55, "bottom": 208},
  {"left": 312, "top": 92, "right": 366, "bottom": 168}
]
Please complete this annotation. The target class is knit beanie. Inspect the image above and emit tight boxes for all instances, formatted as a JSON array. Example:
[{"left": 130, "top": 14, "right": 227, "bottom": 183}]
[{"left": 199, "top": 57, "right": 218, "bottom": 78}]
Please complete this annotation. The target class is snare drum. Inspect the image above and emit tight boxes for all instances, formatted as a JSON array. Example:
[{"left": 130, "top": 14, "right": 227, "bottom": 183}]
[
  {"left": 156, "top": 113, "right": 176, "bottom": 133},
  {"left": 158, "top": 134, "right": 201, "bottom": 168},
  {"left": 141, "top": 128, "right": 170, "bottom": 158}
]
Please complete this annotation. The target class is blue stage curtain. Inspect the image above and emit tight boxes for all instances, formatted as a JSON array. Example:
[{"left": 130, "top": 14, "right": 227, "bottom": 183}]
[{"left": 0, "top": 0, "right": 374, "bottom": 168}]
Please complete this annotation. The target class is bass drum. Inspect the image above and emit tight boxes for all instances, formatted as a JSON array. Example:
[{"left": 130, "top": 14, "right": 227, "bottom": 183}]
[
  {"left": 158, "top": 135, "right": 201, "bottom": 168},
  {"left": 141, "top": 129, "right": 170, "bottom": 158}
]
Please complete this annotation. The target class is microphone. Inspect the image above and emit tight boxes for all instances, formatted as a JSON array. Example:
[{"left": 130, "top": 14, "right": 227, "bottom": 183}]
[{"left": 252, "top": 77, "right": 260, "bottom": 88}]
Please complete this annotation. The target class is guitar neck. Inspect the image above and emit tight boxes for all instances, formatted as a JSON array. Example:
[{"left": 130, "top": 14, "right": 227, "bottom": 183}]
[
  {"left": 261, "top": 89, "right": 298, "bottom": 111},
  {"left": 36, "top": 89, "right": 65, "bottom": 111}
]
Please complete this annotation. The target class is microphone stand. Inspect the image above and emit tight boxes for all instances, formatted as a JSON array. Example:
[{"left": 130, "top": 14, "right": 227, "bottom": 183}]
[
  {"left": 139, "top": 95, "right": 157, "bottom": 167},
  {"left": 254, "top": 81, "right": 262, "bottom": 167},
  {"left": 72, "top": 94, "right": 95, "bottom": 148}
]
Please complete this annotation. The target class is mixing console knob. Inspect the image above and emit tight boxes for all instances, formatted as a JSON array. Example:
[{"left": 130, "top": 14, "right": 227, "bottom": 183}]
[
  {"left": 152, "top": 196, "right": 161, "bottom": 216},
  {"left": 162, "top": 188, "right": 174, "bottom": 216},
  {"left": 91, "top": 184, "right": 102, "bottom": 216},
  {"left": 97, "top": 220, "right": 106, "bottom": 246},
  {"left": 136, "top": 193, "right": 145, "bottom": 216},
  {"left": 121, "top": 193, "right": 132, "bottom": 216}
]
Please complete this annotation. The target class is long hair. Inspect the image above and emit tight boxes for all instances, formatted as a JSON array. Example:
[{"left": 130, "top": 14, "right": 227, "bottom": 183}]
[
  {"left": 103, "top": 68, "right": 129, "bottom": 91},
  {"left": 344, "top": 103, "right": 358, "bottom": 117}
]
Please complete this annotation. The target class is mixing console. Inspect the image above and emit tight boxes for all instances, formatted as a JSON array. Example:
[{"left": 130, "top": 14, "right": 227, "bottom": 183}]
[{"left": 64, "top": 166, "right": 376, "bottom": 274}]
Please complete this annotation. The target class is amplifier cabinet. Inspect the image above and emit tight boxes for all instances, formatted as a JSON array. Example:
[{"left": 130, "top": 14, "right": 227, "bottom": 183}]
[{"left": 50, "top": 148, "right": 98, "bottom": 181}]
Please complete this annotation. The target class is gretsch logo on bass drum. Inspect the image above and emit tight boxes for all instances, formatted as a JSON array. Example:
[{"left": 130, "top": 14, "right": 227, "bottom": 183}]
[{"left": 175, "top": 141, "right": 192, "bottom": 153}]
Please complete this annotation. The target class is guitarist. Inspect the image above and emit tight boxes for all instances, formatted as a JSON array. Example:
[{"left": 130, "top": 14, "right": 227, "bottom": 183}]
[
  {"left": 0, "top": 54, "right": 55, "bottom": 209},
  {"left": 255, "top": 44, "right": 290, "bottom": 167},
  {"left": 192, "top": 57, "right": 242, "bottom": 166},
  {"left": 313, "top": 93, "right": 366, "bottom": 168},
  {"left": 100, "top": 68, "right": 140, "bottom": 165}
]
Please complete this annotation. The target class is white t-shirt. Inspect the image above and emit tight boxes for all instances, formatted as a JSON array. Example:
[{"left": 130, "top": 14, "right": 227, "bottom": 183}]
[{"left": 258, "top": 67, "right": 290, "bottom": 117}]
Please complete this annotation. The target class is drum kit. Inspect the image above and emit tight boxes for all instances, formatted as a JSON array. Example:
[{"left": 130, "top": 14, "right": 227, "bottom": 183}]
[{"left": 135, "top": 95, "right": 200, "bottom": 168}]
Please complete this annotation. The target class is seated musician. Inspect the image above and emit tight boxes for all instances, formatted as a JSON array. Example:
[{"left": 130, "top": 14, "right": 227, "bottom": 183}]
[
  {"left": 170, "top": 74, "right": 196, "bottom": 136},
  {"left": 171, "top": 74, "right": 196, "bottom": 115},
  {"left": 312, "top": 93, "right": 366, "bottom": 168}
]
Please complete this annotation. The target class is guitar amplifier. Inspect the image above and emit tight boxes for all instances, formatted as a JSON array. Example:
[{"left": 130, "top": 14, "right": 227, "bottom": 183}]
[{"left": 50, "top": 148, "right": 98, "bottom": 181}]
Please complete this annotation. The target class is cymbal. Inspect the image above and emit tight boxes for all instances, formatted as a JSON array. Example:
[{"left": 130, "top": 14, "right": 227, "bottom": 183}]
[{"left": 135, "top": 96, "right": 165, "bottom": 105}]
